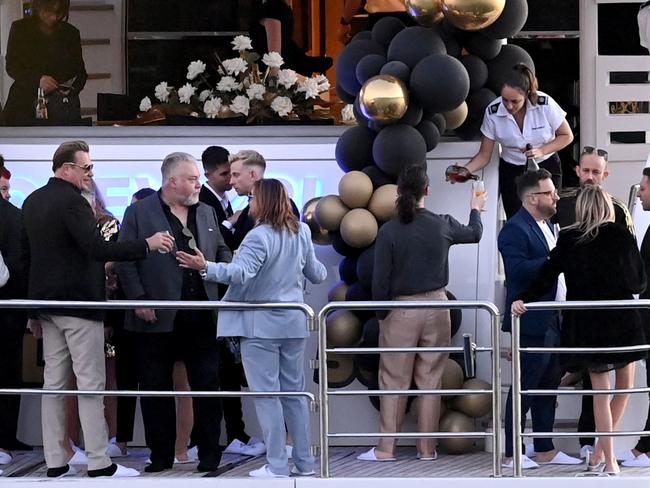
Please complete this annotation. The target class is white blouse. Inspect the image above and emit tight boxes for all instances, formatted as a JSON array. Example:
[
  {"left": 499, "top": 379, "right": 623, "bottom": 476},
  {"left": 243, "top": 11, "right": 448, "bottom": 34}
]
[{"left": 480, "top": 91, "right": 566, "bottom": 166}]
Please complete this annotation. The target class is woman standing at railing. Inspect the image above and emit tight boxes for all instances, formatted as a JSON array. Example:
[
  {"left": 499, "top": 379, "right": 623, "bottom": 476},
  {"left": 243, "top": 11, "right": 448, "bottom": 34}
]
[
  {"left": 512, "top": 185, "right": 647, "bottom": 476},
  {"left": 176, "top": 178, "right": 327, "bottom": 478},
  {"left": 357, "top": 164, "right": 486, "bottom": 462}
]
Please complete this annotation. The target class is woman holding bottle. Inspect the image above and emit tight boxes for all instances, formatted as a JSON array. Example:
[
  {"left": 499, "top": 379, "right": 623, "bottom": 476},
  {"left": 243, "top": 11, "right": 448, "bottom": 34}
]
[
  {"left": 460, "top": 64, "right": 573, "bottom": 219},
  {"left": 4, "top": 0, "right": 87, "bottom": 125}
]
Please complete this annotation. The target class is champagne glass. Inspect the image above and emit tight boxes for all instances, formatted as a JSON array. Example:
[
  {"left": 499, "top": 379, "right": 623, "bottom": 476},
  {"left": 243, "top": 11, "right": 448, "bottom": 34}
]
[{"left": 473, "top": 180, "right": 486, "bottom": 197}]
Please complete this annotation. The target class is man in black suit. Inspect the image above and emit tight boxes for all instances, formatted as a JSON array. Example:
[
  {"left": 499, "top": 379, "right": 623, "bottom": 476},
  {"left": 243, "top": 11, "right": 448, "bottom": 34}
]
[
  {"left": 116, "top": 152, "right": 232, "bottom": 473},
  {"left": 0, "top": 163, "right": 30, "bottom": 460},
  {"left": 21, "top": 140, "right": 173, "bottom": 478},
  {"left": 198, "top": 146, "right": 263, "bottom": 456}
]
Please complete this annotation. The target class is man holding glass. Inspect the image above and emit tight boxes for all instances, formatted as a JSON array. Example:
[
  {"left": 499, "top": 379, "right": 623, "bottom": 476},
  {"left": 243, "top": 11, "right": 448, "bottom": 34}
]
[{"left": 116, "top": 152, "right": 231, "bottom": 473}]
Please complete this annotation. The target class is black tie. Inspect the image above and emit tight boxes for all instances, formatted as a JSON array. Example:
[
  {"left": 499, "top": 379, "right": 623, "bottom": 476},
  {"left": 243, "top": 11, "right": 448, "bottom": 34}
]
[{"left": 226, "top": 201, "right": 233, "bottom": 218}]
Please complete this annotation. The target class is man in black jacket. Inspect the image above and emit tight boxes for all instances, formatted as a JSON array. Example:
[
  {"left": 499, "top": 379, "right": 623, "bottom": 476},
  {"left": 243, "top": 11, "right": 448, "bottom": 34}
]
[
  {"left": 0, "top": 182, "right": 30, "bottom": 461},
  {"left": 199, "top": 146, "right": 236, "bottom": 250},
  {"left": 22, "top": 140, "right": 173, "bottom": 478}
]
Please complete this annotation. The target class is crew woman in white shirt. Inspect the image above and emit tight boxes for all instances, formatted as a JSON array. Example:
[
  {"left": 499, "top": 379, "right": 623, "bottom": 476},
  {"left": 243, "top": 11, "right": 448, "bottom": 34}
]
[{"left": 463, "top": 64, "right": 573, "bottom": 219}]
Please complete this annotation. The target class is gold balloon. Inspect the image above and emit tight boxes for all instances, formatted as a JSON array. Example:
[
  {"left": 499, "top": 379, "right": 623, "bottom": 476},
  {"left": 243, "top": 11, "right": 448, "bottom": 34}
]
[
  {"left": 444, "top": 101, "right": 468, "bottom": 130},
  {"left": 442, "top": 0, "right": 506, "bottom": 31},
  {"left": 301, "top": 197, "right": 331, "bottom": 245},
  {"left": 406, "top": 0, "right": 444, "bottom": 26},
  {"left": 315, "top": 195, "right": 350, "bottom": 231},
  {"left": 439, "top": 410, "right": 475, "bottom": 454},
  {"left": 340, "top": 208, "right": 379, "bottom": 248},
  {"left": 441, "top": 358, "right": 465, "bottom": 402},
  {"left": 359, "top": 75, "right": 409, "bottom": 124},
  {"left": 368, "top": 184, "right": 398, "bottom": 222},
  {"left": 328, "top": 281, "right": 349, "bottom": 302},
  {"left": 325, "top": 353, "right": 356, "bottom": 387},
  {"left": 339, "top": 171, "right": 374, "bottom": 208},
  {"left": 326, "top": 310, "right": 362, "bottom": 348},
  {"left": 454, "top": 378, "right": 492, "bottom": 418}
]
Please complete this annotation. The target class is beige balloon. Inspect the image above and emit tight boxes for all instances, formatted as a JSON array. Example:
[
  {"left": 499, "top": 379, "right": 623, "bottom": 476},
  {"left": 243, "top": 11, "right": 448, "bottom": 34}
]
[
  {"left": 339, "top": 171, "right": 374, "bottom": 209},
  {"left": 368, "top": 184, "right": 398, "bottom": 221},
  {"left": 406, "top": 0, "right": 445, "bottom": 26},
  {"left": 315, "top": 195, "right": 350, "bottom": 231},
  {"left": 328, "top": 281, "right": 349, "bottom": 302},
  {"left": 340, "top": 208, "right": 379, "bottom": 248},
  {"left": 439, "top": 410, "right": 475, "bottom": 454},
  {"left": 326, "top": 310, "right": 362, "bottom": 348},
  {"left": 441, "top": 358, "right": 465, "bottom": 402},
  {"left": 444, "top": 102, "right": 468, "bottom": 130},
  {"left": 454, "top": 378, "right": 492, "bottom": 418},
  {"left": 442, "top": 0, "right": 506, "bottom": 31},
  {"left": 359, "top": 75, "right": 409, "bottom": 123},
  {"left": 325, "top": 353, "right": 356, "bottom": 386}
]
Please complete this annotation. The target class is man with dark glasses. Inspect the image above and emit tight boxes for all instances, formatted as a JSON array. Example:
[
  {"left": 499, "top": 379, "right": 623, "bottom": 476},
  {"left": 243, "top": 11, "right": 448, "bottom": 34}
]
[{"left": 116, "top": 152, "right": 231, "bottom": 474}]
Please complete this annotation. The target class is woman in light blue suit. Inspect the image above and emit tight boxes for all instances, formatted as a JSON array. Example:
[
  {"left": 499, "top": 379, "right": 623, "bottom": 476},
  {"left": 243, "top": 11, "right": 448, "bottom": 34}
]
[{"left": 177, "top": 178, "right": 327, "bottom": 478}]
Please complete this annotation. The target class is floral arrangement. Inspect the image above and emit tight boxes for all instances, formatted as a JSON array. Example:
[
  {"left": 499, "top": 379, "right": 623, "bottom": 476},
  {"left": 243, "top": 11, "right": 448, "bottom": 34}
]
[{"left": 138, "top": 35, "right": 331, "bottom": 123}]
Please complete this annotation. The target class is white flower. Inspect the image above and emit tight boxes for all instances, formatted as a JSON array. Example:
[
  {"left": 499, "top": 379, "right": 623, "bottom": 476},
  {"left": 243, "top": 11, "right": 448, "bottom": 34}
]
[
  {"left": 186, "top": 60, "right": 206, "bottom": 80},
  {"left": 203, "top": 97, "right": 222, "bottom": 118},
  {"left": 217, "top": 76, "right": 240, "bottom": 92},
  {"left": 298, "top": 77, "right": 320, "bottom": 99},
  {"left": 246, "top": 83, "right": 265, "bottom": 101},
  {"left": 178, "top": 83, "right": 196, "bottom": 104},
  {"left": 314, "top": 74, "right": 331, "bottom": 92},
  {"left": 229, "top": 95, "right": 250, "bottom": 116},
  {"left": 231, "top": 35, "right": 253, "bottom": 52},
  {"left": 271, "top": 96, "right": 293, "bottom": 117},
  {"left": 154, "top": 81, "right": 170, "bottom": 102},
  {"left": 222, "top": 57, "right": 248, "bottom": 76},
  {"left": 262, "top": 52, "right": 284, "bottom": 68},
  {"left": 139, "top": 96, "right": 152, "bottom": 112},
  {"left": 277, "top": 69, "right": 298, "bottom": 89},
  {"left": 199, "top": 89, "right": 212, "bottom": 102},
  {"left": 341, "top": 104, "right": 355, "bottom": 121}
]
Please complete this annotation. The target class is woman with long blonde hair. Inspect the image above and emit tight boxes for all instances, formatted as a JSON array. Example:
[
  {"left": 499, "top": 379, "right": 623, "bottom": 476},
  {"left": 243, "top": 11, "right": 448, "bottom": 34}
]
[{"left": 513, "top": 185, "right": 647, "bottom": 475}]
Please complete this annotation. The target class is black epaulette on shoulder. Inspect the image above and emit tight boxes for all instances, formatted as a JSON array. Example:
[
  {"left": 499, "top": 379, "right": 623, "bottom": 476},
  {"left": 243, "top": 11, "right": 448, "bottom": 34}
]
[
  {"left": 537, "top": 95, "right": 548, "bottom": 105},
  {"left": 489, "top": 102, "right": 500, "bottom": 114},
  {"left": 558, "top": 187, "right": 580, "bottom": 198}
]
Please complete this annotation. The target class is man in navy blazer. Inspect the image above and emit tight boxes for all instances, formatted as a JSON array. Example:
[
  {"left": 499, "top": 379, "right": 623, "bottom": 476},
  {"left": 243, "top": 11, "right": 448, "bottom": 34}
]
[
  {"left": 498, "top": 169, "right": 579, "bottom": 469},
  {"left": 116, "top": 152, "right": 231, "bottom": 473}
]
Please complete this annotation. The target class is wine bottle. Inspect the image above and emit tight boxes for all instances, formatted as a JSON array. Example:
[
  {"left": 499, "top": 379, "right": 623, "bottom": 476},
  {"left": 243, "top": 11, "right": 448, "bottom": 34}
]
[
  {"left": 445, "top": 165, "right": 479, "bottom": 183},
  {"left": 35, "top": 87, "right": 48, "bottom": 120},
  {"left": 525, "top": 144, "right": 539, "bottom": 171}
]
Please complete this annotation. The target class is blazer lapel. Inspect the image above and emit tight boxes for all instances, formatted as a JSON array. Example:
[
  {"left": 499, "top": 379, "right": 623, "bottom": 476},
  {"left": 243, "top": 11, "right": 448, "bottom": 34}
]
[{"left": 520, "top": 208, "right": 549, "bottom": 252}]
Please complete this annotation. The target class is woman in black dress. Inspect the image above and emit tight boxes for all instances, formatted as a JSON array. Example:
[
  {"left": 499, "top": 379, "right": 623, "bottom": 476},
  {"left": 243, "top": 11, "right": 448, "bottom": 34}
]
[
  {"left": 4, "top": 0, "right": 87, "bottom": 125},
  {"left": 250, "top": 0, "right": 332, "bottom": 76},
  {"left": 512, "top": 185, "right": 647, "bottom": 475}
]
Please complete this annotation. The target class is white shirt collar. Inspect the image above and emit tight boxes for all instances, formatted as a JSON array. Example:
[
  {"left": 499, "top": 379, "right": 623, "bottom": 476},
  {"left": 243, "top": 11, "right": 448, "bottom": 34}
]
[{"left": 203, "top": 183, "right": 228, "bottom": 204}]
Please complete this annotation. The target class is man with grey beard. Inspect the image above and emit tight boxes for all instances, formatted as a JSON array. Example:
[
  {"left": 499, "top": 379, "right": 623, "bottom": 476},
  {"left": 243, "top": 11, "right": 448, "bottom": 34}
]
[{"left": 116, "top": 152, "right": 231, "bottom": 473}]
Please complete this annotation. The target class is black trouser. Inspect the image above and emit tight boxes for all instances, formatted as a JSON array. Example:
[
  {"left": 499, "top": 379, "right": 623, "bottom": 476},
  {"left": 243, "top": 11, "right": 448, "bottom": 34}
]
[
  {"left": 0, "top": 314, "right": 25, "bottom": 448},
  {"left": 635, "top": 360, "right": 650, "bottom": 453},
  {"left": 219, "top": 339, "right": 250, "bottom": 444},
  {"left": 114, "top": 328, "right": 138, "bottom": 444},
  {"left": 499, "top": 153, "right": 562, "bottom": 220},
  {"left": 136, "top": 316, "right": 222, "bottom": 467}
]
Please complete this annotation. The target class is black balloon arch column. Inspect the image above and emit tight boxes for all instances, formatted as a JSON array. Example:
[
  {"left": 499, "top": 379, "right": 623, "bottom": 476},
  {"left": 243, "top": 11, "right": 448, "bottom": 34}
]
[{"left": 304, "top": 0, "right": 531, "bottom": 451}]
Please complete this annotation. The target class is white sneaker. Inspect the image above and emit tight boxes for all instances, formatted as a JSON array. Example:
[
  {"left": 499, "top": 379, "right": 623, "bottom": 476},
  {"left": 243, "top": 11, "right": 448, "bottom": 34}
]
[
  {"left": 248, "top": 464, "right": 289, "bottom": 478},
  {"left": 502, "top": 454, "right": 539, "bottom": 470},
  {"left": 69, "top": 449, "right": 88, "bottom": 465},
  {"left": 224, "top": 439, "right": 248, "bottom": 455},
  {"left": 580, "top": 445, "right": 594, "bottom": 459},
  {"left": 291, "top": 465, "right": 315, "bottom": 476},
  {"left": 616, "top": 449, "right": 636, "bottom": 462},
  {"left": 0, "top": 451, "right": 12, "bottom": 465},
  {"left": 622, "top": 453, "right": 650, "bottom": 467}
]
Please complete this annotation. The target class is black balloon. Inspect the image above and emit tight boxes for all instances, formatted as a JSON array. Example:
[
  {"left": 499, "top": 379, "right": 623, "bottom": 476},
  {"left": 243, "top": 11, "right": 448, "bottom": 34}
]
[
  {"left": 486, "top": 44, "right": 535, "bottom": 94},
  {"left": 335, "top": 125, "right": 375, "bottom": 173},
  {"left": 410, "top": 54, "right": 470, "bottom": 113},
  {"left": 356, "top": 54, "right": 388, "bottom": 85},
  {"left": 356, "top": 245, "right": 375, "bottom": 290},
  {"left": 346, "top": 281, "right": 371, "bottom": 301},
  {"left": 481, "top": 0, "right": 528, "bottom": 40},
  {"left": 380, "top": 60, "right": 411, "bottom": 85},
  {"left": 429, "top": 112, "right": 447, "bottom": 134},
  {"left": 371, "top": 16, "right": 407, "bottom": 47},
  {"left": 416, "top": 120, "right": 441, "bottom": 152},
  {"left": 351, "top": 30, "right": 373, "bottom": 42},
  {"left": 355, "top": 317, "right": 380, "bottom": 383},
  {"left": 461, "top": 55, "right": 489, "bottom": 92},
  {"left": 398, "top": 100, "right": 423, "bottom": 126},
  {"left": 465, "top": 33, "right": 503, "bottom": 61},
  {"left": 338, "top": 255, "right": 359, "bottom": 284},
  {"left": 444, "top": 36, "right": 463, "bottom": 58},
  {"left": 363, "top": 165, "right": 396, "bottom": 189},
  {"left": 387, "top": 26, "right": 446, "bottom": 69},
  {"left": 331, "top": 231, "right": 362, "bottom": 257},
  {"left": 336, "top": 83, "right": 356, "bottom": 104},
  {"left": 373, "top": 124, "right": 427, "bottom": 177},
  {"left": 446, "top": 290, "right": 463, "bottom": 338},
  {"left": 456, "top": 87, "right": 497, "bottom": 140},
  {"left": 336, "top": 39, "right": 386, "bottom": 95}
]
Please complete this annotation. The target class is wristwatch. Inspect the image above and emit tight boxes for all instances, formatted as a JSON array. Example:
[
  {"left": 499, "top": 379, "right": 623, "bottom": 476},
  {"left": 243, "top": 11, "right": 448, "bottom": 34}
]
[{"left": 199, "top": 263, "right": 208, "bottom": 279}]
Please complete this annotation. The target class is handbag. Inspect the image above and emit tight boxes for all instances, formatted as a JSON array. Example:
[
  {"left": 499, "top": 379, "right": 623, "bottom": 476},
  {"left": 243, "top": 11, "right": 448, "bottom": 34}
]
[{"left": 46, "top": 92, "right": 81, "bottom": 124}]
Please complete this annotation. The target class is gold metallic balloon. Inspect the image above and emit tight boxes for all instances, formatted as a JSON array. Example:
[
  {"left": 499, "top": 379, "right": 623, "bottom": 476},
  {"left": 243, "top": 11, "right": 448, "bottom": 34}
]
[
  {"left": 406, "top": 0, "right": 444, "bottom": 26},
  {"left": 359, "top": 75, "right": 409, "bottom": 124},
  {"left": 444, "top": 101, "right": 468, "bottom": 130},
  {"left": 454, "top": 378, "right": 492, "bottom": 418},
  {"left": 315, "top": 195, "right": 350, "bottom": 231},
  {"left": 301, "top": 197, "right": 331, "bottom": 245},
  {"left": 439, "top": 410, "right": 475, "bottom": 454},
  {"left": 339, "top": 171, "right": 374, "bottom": 209},
  {"left": 442, "top": 0, "right": 506, "bottom": 31}
]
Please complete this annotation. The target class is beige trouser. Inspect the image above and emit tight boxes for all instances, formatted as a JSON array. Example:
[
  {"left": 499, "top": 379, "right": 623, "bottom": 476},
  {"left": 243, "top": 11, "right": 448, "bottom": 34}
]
[
  {"left": 40, "top": 314, "right": 111, "bottom": 470},
  {"left": 377, "top": 289, "right": 450, "bottom": 456}
]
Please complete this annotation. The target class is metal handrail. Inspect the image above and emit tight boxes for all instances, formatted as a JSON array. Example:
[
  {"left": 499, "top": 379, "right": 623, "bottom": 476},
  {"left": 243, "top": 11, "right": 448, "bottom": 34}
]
[
  {"left": 511, "top": 299, "right": 650, "bottom": 477},
  {"left": 318, "top": 300, "right": 502, "bottom": 478}
]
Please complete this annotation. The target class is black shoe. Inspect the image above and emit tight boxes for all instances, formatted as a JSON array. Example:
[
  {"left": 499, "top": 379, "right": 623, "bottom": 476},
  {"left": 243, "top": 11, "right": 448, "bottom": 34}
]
[
  {"left": 6, "top": 439, "right": 32, "bottom": 451},
  {"left": 145, "top": 462, "right": 173, "bottom": 473}
]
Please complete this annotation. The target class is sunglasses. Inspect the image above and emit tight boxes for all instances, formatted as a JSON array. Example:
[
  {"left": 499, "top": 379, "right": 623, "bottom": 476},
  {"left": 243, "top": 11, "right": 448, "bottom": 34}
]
[
  {"left": 181, "top": 226, "right": 197, "bottom": 251},
  {"left": 64, "top": 162, "right": 94, "bottom": 173},
  {"left": 582, "top": 146, "right": 608, "bottom": 161},
  {"left": 530, "top": 189, "right": 559, "bottom": 197}
]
